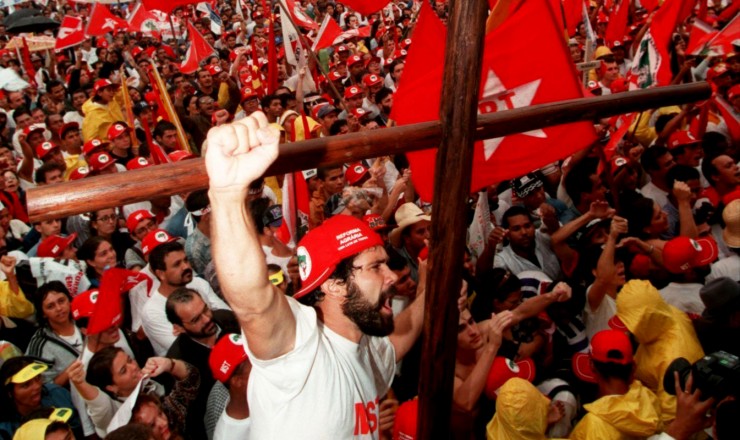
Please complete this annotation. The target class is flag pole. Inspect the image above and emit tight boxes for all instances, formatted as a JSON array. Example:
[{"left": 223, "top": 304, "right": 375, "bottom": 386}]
[
  {"left": 119, "top": 67, "right": 141, "bottom": 154},
  {"left": 148, "top": 62, "right": 192, "bottom": 154}
]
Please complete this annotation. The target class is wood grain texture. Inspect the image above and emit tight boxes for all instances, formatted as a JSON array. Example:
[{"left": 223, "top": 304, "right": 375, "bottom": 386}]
[{"left": 26, "top": 82, "right": 710, "bottom": 222}]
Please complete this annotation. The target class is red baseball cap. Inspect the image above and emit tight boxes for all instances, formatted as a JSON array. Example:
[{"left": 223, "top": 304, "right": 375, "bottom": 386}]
[
  {"left": 71, "top": 289, "right": 99, "bottom": 320},
  {"left": 667, "top": 130, "right": 701, "bottom": 149},
  {"left": 68, "top": 166, "right": 90, "bottom": 181},
  {"left": 610, "top": 155, "right": 629, "bottom": 176},
  {"left": 609, "top": 77, "right": 629, "bottom": 94},
  {"left": 363, "top": 214, "right": 390, "bottom": 231},
  {"left": 344, "top": 85, "right": 363, "bottom": 99},
  {"left": 37, "top": 233, "right": 78, "bottom": 258},
  {"left": 107, "top": 122, "right": 129, "bottom": 140},
  {"left": 126, "top": 210, "right": 155, "bottom": 234},
  {"left": 729, "top": 84, "right": 740, "bottom": 101},
  {"left": 572, "top": 329, "right": 633, "bottom": 383},
  {"left": 345, "top": 162, "right": 369, "bottom": 185},
  {"left": 350, "top": 108, "right": 370, "bottom": 120},
  {"left": 347, "top": 54, "right": 363, "bottom": 67},
  {"left": 484, "top": 357, "right": 536, "bottom": 399},
  {"left": 87, "top": 152, "right": 115, "bottom": 172},
  {"left": 707, "top": 63, "right": 730, "bottom": 82},
  {"left": 126, "top": 157, "right": 151, "bottom": 171},
  {"left": 23, "top": 123, "right": 46, "bottom": 137},
  {"left": 83, "top": 138, "right": 109, "bottom": 156},
  {"left": 97, "top": 39, "right": 109, "bottom": 49},
  {"left": 59, "top": 122, "right": 79, "bottom": 139},
  {"left": 400, "top": 38, "right": 412, "bottom": 49},
  {"left": 294, "top": 215, "right": 384, "bottom": 298},
  {"left": 36, "top": 142, "right": 59, "bottom": 160},
  {"left": 336, "top": 44, "right": 349, "bottom": 53},
  {"left": 206, "top": 64, "right": 223, "bottom": 76},
  {"left": 328, "top": 71, "right": 343, "bottom": 81},
  {"left": 168, "top": 150, "right": 196, "bottom": 162},
  {"left": 209, "top": 333, "right": 249, "bottom": 383},
  {"left": 131, "top": 46, "right": 144, "bottom": 58},
  {"left": 662, "top": 236, "right": 719, "bottom": 274},
  {"left": 393, "top": 398, "right": 418, "bottom": 440},
  {"left": 362, "top": 74, "right": 383, "bottom": 87},
  {"left": 141, "top": 229, "right": 177, "bottom": 256},
  {"left": 240, "top": 86, "right": 259, "bottom": 102},
  {"left": 93, "top": 79, "right": 118, "bottom": 95}
]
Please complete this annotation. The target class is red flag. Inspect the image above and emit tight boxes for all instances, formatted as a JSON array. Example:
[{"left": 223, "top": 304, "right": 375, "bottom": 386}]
[
  {"left": 337, "top": 0, "right": 390, "bottom": 16},
  {"left": 284, "top": 0, "right": 318, "bottom": 30},
  {"left": 714, "top": 97, "right": 740, "bottom": 143},
  {"left": 87, "top": 269, "right": 152, "bottom": 334},
  {"left": 142, "top": 0, "right": 201, "bottom": 14},
  {"left": 279, "top": 171, "right": 311, "bottom": 245},
  {"left": 562, "top": 0, "right": 584, "bottom": 37},
  {"left": 604, "top": 0, "right": 630, "bottom": 48},
  {"left": 630, "top": 0, "right": 687, "bottom": 88},
  {"left": 333, "top": 26, "right": 372, "bottom": 46},
  {"left": 266, "top": 5, "right": 278, "bottom": 94},
  {"left": 641, "top": 0, "right": 660, "bottom": 11},
  {"left": 311, "top": 15, "right": 344, "bottom": 51},
  {"left": 180, "top": 21, "right": 217, "bottom": 74},
  {"left": 718, "top": 1, "right": 740, "bottom": 22},
  {"left": 55, "top": 16, "right": 85, "bottom": 51},
  {"left": 20, "top": 38, "right": 36, "bottom": 89},
  {"left": 86, "top": 3, "right": 128, "bottom": 37},
  {"left": 392, "top": 0, "right": 597, "bottom": 201},
  {"left": 127, "top": 2, "right": 168, "bottom": 35},
  {"left": 707, "top": 13, "right": 740, "bottom": 56},
  {"left": 686, "top": 19, "right": 718, "bottom": 55}
]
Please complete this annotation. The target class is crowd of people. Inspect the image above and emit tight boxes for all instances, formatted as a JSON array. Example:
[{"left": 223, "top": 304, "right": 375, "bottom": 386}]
[{"left": 0, "top": 0, "right": 738, "bottom": 439}]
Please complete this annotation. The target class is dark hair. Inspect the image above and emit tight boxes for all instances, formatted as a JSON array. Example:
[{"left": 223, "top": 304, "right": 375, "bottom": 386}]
[
  {"left": 132, "top": 393, "right": 166, "bottom": 423},
  {"left": 501, "top": 205, "right": 531, "bottom": 229},
  {"left": 34, "top": 161, "right": 65, "bottom": 184},
  {"left": 106, "top": 423, "right": 155, "bottom": 440},
  {"left": 35, "top": 281, "right": 72, "bottom": 326},
  {"left": 591, "top": 358, "right": 633, "bottom": 382},
  {"left": 86, "top": 347, "right": 123, "bottom": 396},
  {"left": 0, "top": 356, "right": 35, "bottom": 409},
  {"left": 471, "top": 268, "right": 521, "bottom": 322},
  {"left": 248, "top": 197, "right": 270, "bottom": 233},
  {"left": 297, "top": 255, "right": 357, "bottom": 306},
  {"left": 260, "top": 94, "right": 280, "bottom": 109},
  {"left": 47, "top": 80, "right": 65, "bottom": 93},
  {"left": 153, "top": 120, "right": 177, "bottom": 139},
  {"left": 77, "top": 236, "right": 111, "bottom": 263},
  {"left": 317, "top": 165, "right": 343, "bottom": 180},
  {"left": 654, "top": 113, "right": 678, "bottom": 134},
  {"left": 149, "top": 241, "right": 185, "bottom": 273},
  {"left": 619, "top": 194, "right": 655, "bottom": 239},
  {"left": 374, "top": 87, "right": 393, "bottom": 106},
  {"left": 564, "top": 159, "right": 598, "bottom": 206},
  {"left": 665, "top": 164, "right": 700, "bottom": 189},
  {"left": 386, "top": 247, "right": 408, "bottom": 271},
  {"left": 12, "top": 106, "right": 30, "bottom": 123},
  {"left": 329, "top": 119, "right": 348, "bottom": 135},
  {"left": 702, "top": 131, "right": 729, "bottom": 158},
  {"left": 185, "top": 189, "right": 210, "bottom": 222},
  {"left": 640, "top": 146, "right": 670, "bottom": 172},
  {"left": 165, "top": 287, "right": 199, "bottom": 326},
  {"left": 701, "top": 152, "right": 722, "bottom": 186}
]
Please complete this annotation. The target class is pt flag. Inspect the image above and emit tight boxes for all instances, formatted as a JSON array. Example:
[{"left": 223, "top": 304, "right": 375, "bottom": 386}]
[
  {"left": 391, "top": 0, "right": 596, "bottom": 202},
  {"left": 630, "top": 0, "right": 687, "bottom": 88},
  {"left": 142, "top": 0, "right": 201, "bottom": 14},
  {"left": 55, "top": 16, "right": 85, "bottom": 51},
  {"left": 336, "top": 0, "right": 390, "bottom": 16},
  {"left": 87, "top": 269, "right": 152, "bottom": 335},
  {"left": 86, "top": 3, "right": 128, "bottom": 37},
  {"left": 180, "top": 21, "right": 217, "bottom": 74}
]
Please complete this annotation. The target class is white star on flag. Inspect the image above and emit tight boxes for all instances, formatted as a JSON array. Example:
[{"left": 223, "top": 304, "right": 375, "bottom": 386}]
[
  {"left": 478, "top": 69, "right": 546, "bottom": 160},
  {"left": 102, "top": 18, "right": 118, "bottom": 30}
]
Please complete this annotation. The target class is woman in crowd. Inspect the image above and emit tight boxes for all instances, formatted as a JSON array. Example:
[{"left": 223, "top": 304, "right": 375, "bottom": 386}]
[
  {"left": 88, "top": 208, "right": 135, "bottom": 268},
  {"left": 77, "top": 236, "right": 118, "bottom": 287}
]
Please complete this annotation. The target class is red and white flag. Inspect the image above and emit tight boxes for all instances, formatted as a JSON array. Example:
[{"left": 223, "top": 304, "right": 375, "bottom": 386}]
[
  {"left": 336, "top": 0, "right": 390, "bottom": 16},
  {"left": 604, "top": 0, "right": 630, "bottom": 48},
  {"left": 86, "top": 3, "right": 128, "bottom": 37},
  {"left": 283, "top": 0, "right": 318, "bottom": 30},
  {"left": 142, "top": 0, "right": 201, "bottom": 14},
  {"left": 714, "top": 96, "right": 740, "bottom": 143},
  {"left": 279, "top": 171, "right": 311, "bottom": 246},
  {"left": 311, "top": 15, "right": 343, "bottom": 51},
  {"left": 391, "top": 0, "right": 596, "bottom": 202},
  {"left": 127, "top": 2, "right": 169, "bottom": 35},
  {"left": 686, "top": 19, "right": 718, "bottom": 55},
  {"left": 707, "top": 13, "right": 740, "bottom": 56},
  {"left": 334, "top": 26, "right": 371, "bottom": 45},
  {"left": 180, "top": 21, "right": 217, "bottom": 74},
  {"left": 87, "top": 269, "right": 152, "bottom": 335},
  {"left": 55, "top": 16, "right": 85, "bottom": 51}
]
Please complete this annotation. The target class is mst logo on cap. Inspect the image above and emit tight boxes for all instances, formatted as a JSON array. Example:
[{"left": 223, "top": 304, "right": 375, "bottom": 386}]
[
  {"left": 155, "top": 231, "right": 169, "bottom": 242},
  {"left": 296, "top": 246, "right": 312, "bottom": 280}
]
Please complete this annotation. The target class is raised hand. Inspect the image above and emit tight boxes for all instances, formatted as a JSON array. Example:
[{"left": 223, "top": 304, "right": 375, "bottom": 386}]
[
  {"left": 486, "top": 310, "right": 513, "bottom": 350},
  {"left": 0, "top": 255, "right": 16, "bottom": 276},
  {"left": 588, "top": 200, "right": 615, "bottom": 219}
]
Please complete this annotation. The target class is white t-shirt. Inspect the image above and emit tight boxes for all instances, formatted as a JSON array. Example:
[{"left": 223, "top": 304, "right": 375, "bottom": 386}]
[
  {"left": 213, "top": 403, "right": 251, "bottom": 440},
  {"left": 707, "top": 254, "right": 740, "bottom": 282},
  {"left": 640, "top": 181, "right": 669, "bottom": 210},
  {"left": 659, "top": 282, "right": 704, "bottom": 315},
  {"left": 584, "top": 285, "right": 617, "bottom": 342},
  {"left": 245, "top": 297, "right": 396, "bottom": 438}
]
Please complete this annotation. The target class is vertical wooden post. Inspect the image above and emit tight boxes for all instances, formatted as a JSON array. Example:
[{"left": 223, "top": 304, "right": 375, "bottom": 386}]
[{"left": 417, "top": 0, "right": 489, "bottom": 438}]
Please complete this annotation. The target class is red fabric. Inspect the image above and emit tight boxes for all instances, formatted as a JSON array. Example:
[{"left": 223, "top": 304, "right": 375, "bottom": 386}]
[
  {"left": 698, "top": 0, "right": 708, "bottom": 21},
  {"left": 311, "top": 16, "right": 343, "bottom": 51},
  {"left": 714, "top": 96, "right": 740, "bottom": 143},
  {"left": 180, "top": 21, "right": 217, "bottom": 74},
  {"left": 86, "top": 3, "right": 128, "bottom": 37},
  {"left": 686, "top": 19, "right": 718, "bottom": 55},
  {"left": 604, "top": 0, "right": 630, "bottom": 48},
  {"left": 87, "top": 269, "right": 151, "bottom": 334},
  {"left": 641, "top": 0, "right": 660, "bottom": 11},
  {"left": 708, "top": 13, "right": 740, "bottom": 56},
  {"left": 267, "top": 5, "right": 278, "bottom": 94},
  {"left": 285, "top": 0, "right": 318, "bottom": 30},
  {"left": 391, "top": 0, "right": 596, "bottom": 202},
  {"left": 142, "top": 0, "right": 201, "bottom": 14},
  {"left": 334, "top": 26, "right": 372, "bottom": 46},
  {"left": 20, "top": 38, "right": 36, "bottom": 89},
  {"left": 718, "top": 0, "right": 740, "bottom": 22},
  {"left": 645, "top": 0, "right": 689, "bottom": 86},
  {"left": 127, "top": 2, "right": 165, "bottom": 35},
  {"left": 562, "top": 0, "right": 584, "bottom": 36},
  {"left": 55, "top": 16, "right": 86, "bottom": 51},
  {"left": 337, "top": 0, "right": 391, "bottom": 16}
]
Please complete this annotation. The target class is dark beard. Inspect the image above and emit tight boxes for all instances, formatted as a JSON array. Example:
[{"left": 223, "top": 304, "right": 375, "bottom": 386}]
[{"left": 342, "top": 281, "right": 396, "bottom": 337}]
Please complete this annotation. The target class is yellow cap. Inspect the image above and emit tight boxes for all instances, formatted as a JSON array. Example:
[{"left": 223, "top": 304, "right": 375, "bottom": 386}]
[
  {"left": 269, "top": 270, "right": 285, "bottom": 285},
  {"left": 5, "top": 363, "right": 47, "bottom": 385}
]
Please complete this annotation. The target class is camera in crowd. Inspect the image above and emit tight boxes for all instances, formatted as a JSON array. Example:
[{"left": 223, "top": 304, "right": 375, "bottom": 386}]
[{"left": 664, "top": 351, "right": 740, "bottom": 401}]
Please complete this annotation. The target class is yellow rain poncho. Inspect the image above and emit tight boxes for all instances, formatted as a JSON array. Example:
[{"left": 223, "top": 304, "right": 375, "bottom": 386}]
[
  {"left": 569, "top": 380, "right": 662, "bottom": 439},
  {"left": 486, "top": 378, "right": 561, "bottom": 440},
  {"left": 614, "top": 280, "right": 704, "bottom": 424}
]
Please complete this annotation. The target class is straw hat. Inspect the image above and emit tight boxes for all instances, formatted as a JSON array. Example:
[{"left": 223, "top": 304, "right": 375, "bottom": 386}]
[{"left": 390, "top": 203, "right": 431, "bottom": 248}]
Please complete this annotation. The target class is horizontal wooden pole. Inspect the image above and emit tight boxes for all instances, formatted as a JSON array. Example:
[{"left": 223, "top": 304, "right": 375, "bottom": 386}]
[{"left": 26, "top": 82, "right": 711, "bottom": 222}]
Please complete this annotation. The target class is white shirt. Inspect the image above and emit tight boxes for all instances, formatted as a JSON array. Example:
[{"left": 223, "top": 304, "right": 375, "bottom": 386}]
[
  {"left": 245, "top": 297, "right": 395, "bottom": 438},
  {"left": 129, "top": 265, "right": 158, "bottom": 333},
  {"left": 584, "top": 285, "right": 618, "bottom": 342},
  {"left": 141, "top": 277, "right": 230, "bottom": 355},
  {"left": 213, "top": 402, "right": 251, "bottom": 440},
  {"left": 707, "top": 254, "right": 740, "bottom": 282},
  {"left": 493, "top": 230, "right": 561, "bottom": 280},
  {"left": 640, "top": 181, "right": 670, "bottom": 210},
  {"left": 659, "top": 282, "right": 705, "bottom": 315}
]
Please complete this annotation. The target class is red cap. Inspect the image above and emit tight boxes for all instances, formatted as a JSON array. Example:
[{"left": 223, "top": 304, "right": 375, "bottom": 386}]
[
  {"left": 71, "top": 289, "right": 100, "bottom": 320},
  {"left": 667, "top": 130, "right": 700, "bottom": 150},
  {"left": 294, "top": 216, "right": 384, "bottom": 298},
  {"left": 328, "top": 71, "right": 343, "bottom": 81},
  {"left": 209, "top": 333, "right": 249, "bottom": 383},
  {"left": 206, "top": 64, "right": 223, "bottom": 76},
  {"left": 347, "top": 54, "right": 363, "bottom": 67},
  {"left": 36, "top": 141, "right": 58, "bottom": 160},
  {"left": 336, "top": 44, "right": 349, "bottom": 53},
  {"left": 141, "top": 229, "right": 177, "bottom": 256},
  {"left": 23, "top": 123, "right": 46, "bottom": 137},
  {"left": 37, "top": 233, "right": 77, "bottom": 258},
  {"left": 126, "top": 210, "right": 154, "bottom": 234},
  {"left": 106, "top": 122, "right": 129, "bottom": 140},
  {"left": 400, "top": 38, "right": 412, "bottom": 49},
  {"left": 392, "top": 398, "right": 418, "bottom": 440},
  {"left": 572, "top": 329, "right": 633, "bottom": 383},
  {"left": 610, "top": 155, "right": 629, "bottom": 176},
  {"left": 662, "top": 236, "right": 719, "bottom": 273},
  {"left": 609, "top": 77, "right": 629, "bottom": 94},
  {"left": 363, "top": 214, "right": 389, "bottom": 231},
  {"left": 350, "top": 108, "right": 370, "bottom": 120},
  {"left": 97, "top": 39, "right": 109, "bottom": 49},
  {"left": 707, "top": 63, "right": 730, "bottom": 82},
  {"left": 59, "top": 121, "right": 79, "bottom": 139},
  {"left": 131, "top": 46, "right": 144, "bottom": 58},
  {"left": 87, "top": 152, "right": 115, "bottom": 172},
  {"left": 344, "top": 85, "right": 363, "bottom": 99},
  {"left": 68, "top": 166, "right": 90, "bottom": 181},
  {"left": 345, "top": 162, "right": 369, "bottom": 185},
  {"left": 144, "top": 91, "right": 159, "bottom": 107},
  {"left": 364, "top": 56, "right": 381, "bottom": 68},
  {"left": 168, "top": 151, "right": 196, "bottom": 162},
  {"left": 93, "top": 79, "right": 118, "bottom": 95},
  {"left": 729, "top": 84, "right": 740, "bottom": 101},
  {"left": 240, "top": 86, "right": 258, "bottom": 102},
  {"left": 608, "top": 314, "right": 629, "bottom": 331},
  {"left": 362, "top": 74, "right": 383, "bottom": 87},
  {"left": 484, "top": 357, "right": 536, "bottom": 399},
  {"left": 83, "top": 138, "right": 109, "bottom": 156},
  {"left": 629, "top": 253, "right": 651, "bottom": 279},
  {"left": 126, "top": 157, "right": 151, "bottom": 171}
]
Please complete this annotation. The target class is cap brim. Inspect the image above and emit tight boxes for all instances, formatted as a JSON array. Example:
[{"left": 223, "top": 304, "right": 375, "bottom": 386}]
[
  {"left": 572, "top": 353, "right": 597, "bottom": 383},
  {"left": 693, "top": 237, "right": 719, "bottom": 266},
  {"left": 61, "top": 233, "right": 78, "bottom": 251},
  {"left": 608, "top": 315, "right": 628, "bottom": 331},
  {"left": 294, "top": 265, "right": 333, "bottom": 299}
]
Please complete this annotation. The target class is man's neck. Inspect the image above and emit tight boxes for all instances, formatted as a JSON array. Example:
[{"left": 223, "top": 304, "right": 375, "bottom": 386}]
[
  {"left": 597, "top": 378, "right": 630, "bottom": 398},
  {"left": 51, "top": 320, "right": 76, "bottom": 336},
  {"left": 511, "top": 244, "right": 536, "bottom": 260},
  {"left": 111, "top": 146, "right": 129, "bottom": 158},
  {"left": 86, "top": 335, "right": 114, "bottom": 353},
  {"left": 317, "top": 305, "right": 364, "bottom": 343},
  {"left": 191, "top": 332, "right": 218, "bottom": 347},
  {"left": 197, "top": 220, "right": 210, "bottom": 237},
  {"left": 651, "top": 175, "right": 669, "bottom": 191},
  {"left": 226, "top": 386, "right": 250, "bottom": 420},
  {"left": 158, "top": 283, "right": 180, "bottom": 297}
]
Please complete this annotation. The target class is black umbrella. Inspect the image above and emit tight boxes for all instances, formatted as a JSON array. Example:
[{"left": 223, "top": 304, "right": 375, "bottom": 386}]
[
  {"left": 3, "top": 8, "right": 42, "bottom": 27},
  {"left": 6, "top": 16, "right": 60, "bottom": 34}
]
